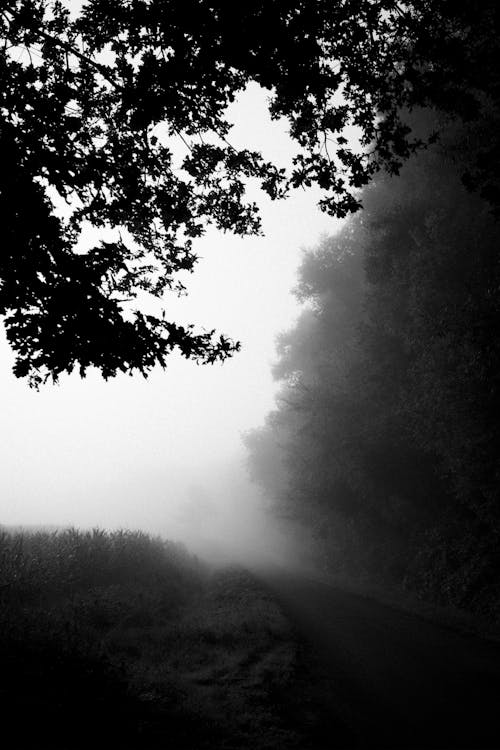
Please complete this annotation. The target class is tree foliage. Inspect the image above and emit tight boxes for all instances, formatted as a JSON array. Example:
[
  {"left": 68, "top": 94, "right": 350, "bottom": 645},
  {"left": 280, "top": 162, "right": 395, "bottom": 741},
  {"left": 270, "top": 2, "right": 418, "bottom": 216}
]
[
  {"left": 245, "top": 111, "right": 500, "bottom": 608},
  {"left": 1, "top": 0, "right": 499, "bottom": 383}
]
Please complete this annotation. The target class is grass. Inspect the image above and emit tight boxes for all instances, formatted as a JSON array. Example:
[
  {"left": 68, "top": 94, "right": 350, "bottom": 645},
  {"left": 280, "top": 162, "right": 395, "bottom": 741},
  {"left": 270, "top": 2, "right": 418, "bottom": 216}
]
[{"left": 0, "top": 529, "right": 304, "bottom": 749}]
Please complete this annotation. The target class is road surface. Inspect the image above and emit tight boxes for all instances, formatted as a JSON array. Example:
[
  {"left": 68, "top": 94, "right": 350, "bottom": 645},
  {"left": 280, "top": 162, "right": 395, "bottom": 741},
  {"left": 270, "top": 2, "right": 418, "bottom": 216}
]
[{"left": 258, "top": 569, "right": 500, "bottom": 749}]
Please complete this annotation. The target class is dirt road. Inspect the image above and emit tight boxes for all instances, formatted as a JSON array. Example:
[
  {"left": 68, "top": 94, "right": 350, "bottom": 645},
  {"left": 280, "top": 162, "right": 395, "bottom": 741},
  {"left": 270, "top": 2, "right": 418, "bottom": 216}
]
[{"left": 258, "top": 570, "right": 500, "bottom": 749}]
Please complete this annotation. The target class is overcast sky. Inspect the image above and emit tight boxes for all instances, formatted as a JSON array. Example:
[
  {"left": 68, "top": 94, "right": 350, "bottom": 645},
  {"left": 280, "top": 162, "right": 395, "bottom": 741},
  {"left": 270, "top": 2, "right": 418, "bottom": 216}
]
[{"left": 0, "top": 83, "right": 340, "bottom": 558}]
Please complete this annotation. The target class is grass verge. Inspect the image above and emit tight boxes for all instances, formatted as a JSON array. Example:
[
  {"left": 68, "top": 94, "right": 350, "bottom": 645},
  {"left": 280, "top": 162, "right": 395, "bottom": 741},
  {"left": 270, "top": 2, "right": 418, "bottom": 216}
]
[{"left": 0, "top": 530, "right": 303, "bottom": 749}]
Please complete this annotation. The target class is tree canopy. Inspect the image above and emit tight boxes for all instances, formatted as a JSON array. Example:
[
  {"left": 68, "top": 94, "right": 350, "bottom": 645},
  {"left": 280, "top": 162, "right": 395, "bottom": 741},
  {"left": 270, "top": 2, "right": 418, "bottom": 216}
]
[
  {"left": 1, "top": 0, "right": 498, "bottom": 384},
  {"left": 245, "top": 109, "right": 500, "bottom": 606}
]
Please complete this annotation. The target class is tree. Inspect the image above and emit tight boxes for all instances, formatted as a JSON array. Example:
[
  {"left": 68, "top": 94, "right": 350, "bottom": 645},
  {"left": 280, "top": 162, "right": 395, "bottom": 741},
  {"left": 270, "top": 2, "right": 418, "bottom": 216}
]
[
  {"left": 1, "top": 0, "right": 498, "bottom": 384},
  {"left": 246, "top": 107, "right": 500, "bottom": 596}
]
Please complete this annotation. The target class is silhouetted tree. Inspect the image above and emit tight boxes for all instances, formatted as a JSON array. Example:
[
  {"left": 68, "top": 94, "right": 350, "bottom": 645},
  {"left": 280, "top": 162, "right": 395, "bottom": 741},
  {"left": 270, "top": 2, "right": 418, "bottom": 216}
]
[{"left": 1, "top": 0, "right": 499, "bottom": 384}]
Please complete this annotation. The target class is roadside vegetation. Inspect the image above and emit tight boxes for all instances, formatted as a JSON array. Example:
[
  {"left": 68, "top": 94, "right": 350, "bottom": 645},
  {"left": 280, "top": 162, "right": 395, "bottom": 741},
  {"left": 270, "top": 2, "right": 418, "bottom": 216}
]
[
  {"left": 245, "top": 109, "right": 500, "bottom": 623},
  {"left": 0, "top": 528, "right": 305, "bottom": 749}
]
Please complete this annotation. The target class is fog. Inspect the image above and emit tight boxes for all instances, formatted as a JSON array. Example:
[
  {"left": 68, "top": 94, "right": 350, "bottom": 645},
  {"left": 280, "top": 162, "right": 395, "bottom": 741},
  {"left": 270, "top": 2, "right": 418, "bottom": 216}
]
[
  {"left": 0, "top": 84, "right": 339, "bottom": 566},
  {"left": 4, "top": 6, "right": 500, "bottom": 749}
]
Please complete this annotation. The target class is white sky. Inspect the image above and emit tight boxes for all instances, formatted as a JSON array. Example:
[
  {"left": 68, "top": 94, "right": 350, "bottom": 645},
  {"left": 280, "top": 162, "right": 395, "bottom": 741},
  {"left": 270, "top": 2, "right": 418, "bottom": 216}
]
[{"left": 0, "top": 83, "right": 340, "bottom": 556}]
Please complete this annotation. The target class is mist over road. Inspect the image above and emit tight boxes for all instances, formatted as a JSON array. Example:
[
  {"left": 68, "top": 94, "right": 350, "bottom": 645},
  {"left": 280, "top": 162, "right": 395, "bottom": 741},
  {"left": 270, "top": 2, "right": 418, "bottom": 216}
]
[{"left": 257, "top": 570, "right": 500, "bottom": 750}]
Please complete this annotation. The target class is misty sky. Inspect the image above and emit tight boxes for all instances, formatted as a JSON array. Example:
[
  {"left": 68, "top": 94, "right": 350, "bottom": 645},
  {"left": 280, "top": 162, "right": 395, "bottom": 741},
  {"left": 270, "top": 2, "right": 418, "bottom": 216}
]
[{"left": 0, "top": 83, "right": 340, "bottom": 555}]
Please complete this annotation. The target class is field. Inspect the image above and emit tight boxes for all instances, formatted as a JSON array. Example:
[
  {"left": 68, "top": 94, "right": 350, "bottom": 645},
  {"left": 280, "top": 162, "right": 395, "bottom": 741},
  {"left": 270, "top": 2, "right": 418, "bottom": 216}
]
[{"left": 0, "top": 528, "right": 306, "bottom": 749}]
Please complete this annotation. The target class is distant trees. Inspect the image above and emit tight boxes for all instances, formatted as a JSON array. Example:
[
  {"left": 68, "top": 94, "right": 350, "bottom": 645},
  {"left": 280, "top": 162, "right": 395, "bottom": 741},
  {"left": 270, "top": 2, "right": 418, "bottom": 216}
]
[
  {"left": 1, "top": 0, "right": 499, "bottom": 384},
  {"left": 245, "top": 111, "right": 500, "bottom": 608}
]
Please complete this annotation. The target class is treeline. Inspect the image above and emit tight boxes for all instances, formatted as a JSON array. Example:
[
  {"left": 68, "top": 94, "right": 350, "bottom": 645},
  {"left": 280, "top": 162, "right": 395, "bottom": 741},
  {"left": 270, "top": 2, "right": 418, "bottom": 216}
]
[{"left": 245, "top": 111, "right": 500, "bottom": 618}]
